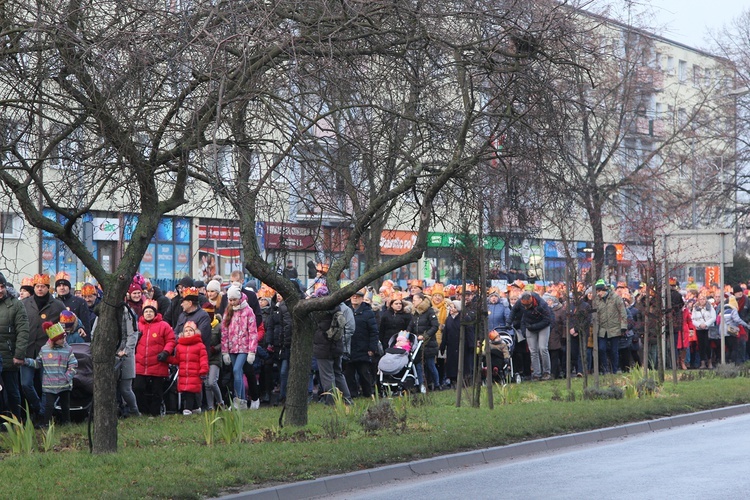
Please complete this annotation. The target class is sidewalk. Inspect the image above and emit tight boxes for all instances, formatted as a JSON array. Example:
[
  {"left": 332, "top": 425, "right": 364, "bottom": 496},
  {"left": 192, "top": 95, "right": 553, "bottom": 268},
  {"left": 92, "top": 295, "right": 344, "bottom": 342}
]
[{"left": 218, "top": 404, "right": 750, "bottom": 500}]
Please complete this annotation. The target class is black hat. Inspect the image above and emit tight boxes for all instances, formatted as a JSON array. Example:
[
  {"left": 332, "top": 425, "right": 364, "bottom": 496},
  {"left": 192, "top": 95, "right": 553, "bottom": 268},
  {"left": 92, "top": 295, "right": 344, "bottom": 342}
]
[
  {"left": 0, "top": 273, "right": 6, "bottom": 286},
  {"left": 733, "top": 284, "right": 743, "bottom": 294},
  {"left": 193, "top": 280, "right": 206, "bottom": 289},
  {"left": 177, "top": 276, "right": 194, "bottom": 289}
]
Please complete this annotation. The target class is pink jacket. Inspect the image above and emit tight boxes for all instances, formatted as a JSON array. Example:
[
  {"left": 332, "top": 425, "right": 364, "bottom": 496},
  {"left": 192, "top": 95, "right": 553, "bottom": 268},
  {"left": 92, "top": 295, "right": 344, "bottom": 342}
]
[{"left": 221, "top": 300, "right": 258, "bottom": 354}]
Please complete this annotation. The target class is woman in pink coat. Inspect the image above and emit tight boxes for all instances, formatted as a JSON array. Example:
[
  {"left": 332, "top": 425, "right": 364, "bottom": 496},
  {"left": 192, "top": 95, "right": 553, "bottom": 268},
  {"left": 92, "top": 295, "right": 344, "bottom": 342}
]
[{"left": 221, "top": 286, "right": 259, "bottom": 409}]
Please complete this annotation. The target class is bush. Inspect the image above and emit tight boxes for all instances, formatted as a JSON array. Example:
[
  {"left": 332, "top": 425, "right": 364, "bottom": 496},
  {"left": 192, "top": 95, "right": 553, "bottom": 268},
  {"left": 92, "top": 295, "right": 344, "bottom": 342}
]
[
  {"left": 359, "top": 400, "right": 406, "bottom": 434},
  {"left": 715, "top": 363, "right": 741, "bottom": 379},
  {"left": 636, "top": 378, "right": 658, "bottom": 397},
  {"left": 582, "top": 385, "right": 624, "bottom": 400}
]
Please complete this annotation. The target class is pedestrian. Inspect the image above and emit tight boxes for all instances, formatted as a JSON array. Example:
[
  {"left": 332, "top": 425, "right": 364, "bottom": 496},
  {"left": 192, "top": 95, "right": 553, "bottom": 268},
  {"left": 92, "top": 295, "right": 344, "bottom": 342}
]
[
  {"left": 691, "top": 293, "right": 716, "bottom": 369},
  {"left": 221, "top": 286, "right": 260, "bottom": 410},
  {"left": 312, "top": 287, "right": 352, "bottom": 405},
  {"left": 201, "top": 302, "right": 225, "bottom": 410},
  {"left": 54, "top": 271, "right": 92, "bottom": 337},
  {"left": 510, "top": 290, "right": 553, "bottom": 380},
  {"left": 593, "top": 280, "right": 627, "bottom": 374},
  {"left": 167, "top": 321, "right": 209, "bottom": 415},
  {"left": 0, "top": 272, "right": 30, "bottom": 419},
  {"left": 408, "top": 292, "right": 440, "bottom": 392},
  {"left": 24, "top": 322, "right": 77, "bottom": 427},
  {"left": 344, "top": 289, "right": 379, "bottom": 398},
  {"left": 134, "top": 299, "right": 176, "bottom": 416}
]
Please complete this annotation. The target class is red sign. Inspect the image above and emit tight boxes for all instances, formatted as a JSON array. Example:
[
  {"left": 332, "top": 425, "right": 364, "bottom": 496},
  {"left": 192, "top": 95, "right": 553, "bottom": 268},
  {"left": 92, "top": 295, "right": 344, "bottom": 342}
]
[
  {"left": 265, "top": 223, "right": 317, "bottom": 250},
  {"left": 380, "top": 230, "right": 418, "bottom": 256},
  {"left": 198, "top": 225, "right": 241, "bottom": 242}
]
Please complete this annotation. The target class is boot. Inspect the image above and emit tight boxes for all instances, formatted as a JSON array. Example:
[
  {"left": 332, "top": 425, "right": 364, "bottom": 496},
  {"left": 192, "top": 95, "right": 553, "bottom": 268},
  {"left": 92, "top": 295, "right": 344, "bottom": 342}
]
[
  {"left": 699, "top": 361, "right": 706, "bottom": 369},
  {"left": 708, "top": 360, "right": 713, "bottom": 369}
]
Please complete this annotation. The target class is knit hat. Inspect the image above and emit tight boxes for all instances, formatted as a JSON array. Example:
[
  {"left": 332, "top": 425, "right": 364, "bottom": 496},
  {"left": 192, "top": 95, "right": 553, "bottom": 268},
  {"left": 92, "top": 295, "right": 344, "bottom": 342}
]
[
  {"left": 193, "top": 280, "right": 206, "bottom": 289},
  {"left": 226, "top": 286, "right": 242, "bottom": 300},
  {"left": 43, "top": 321, "right": 66, "bottom": 342},
  {"left": 595, "top": 279, "right": 607, "bottom": 291},
  {"left": 451, "top": 300, "right": 462, "bottom": 311},
  {"left": 206, "top": 280, "right": 222, "bottom": 293},
  {"left": 55, "top": 271, "right": 72, "bottom": 288},
  {"left": 129, "top": 283, "right": 142, "bottom": 294},
  {"left": 81, "top": 283, "right": 97, "bottom": 297},
  {"left": 733, "top": 284, "right": 743, "bottom": 294},
  {"left": 60, "top": 310, "right": 77, "bottom": 326},
  {"left": 142, "top": 299, "right": 159, "bottom": 313},
  {"left": 183, "top": 321, "right": 198, "bottom": 334},
  {"left": 201, "top": 301, "right": 215, "bottom": 313},
  {"left": 313, "top": 285, "right": 329, "bottom": 298}
]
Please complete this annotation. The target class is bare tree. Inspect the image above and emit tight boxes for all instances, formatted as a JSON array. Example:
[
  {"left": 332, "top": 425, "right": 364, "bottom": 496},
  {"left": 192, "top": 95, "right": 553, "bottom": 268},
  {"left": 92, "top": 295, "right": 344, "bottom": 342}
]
[{"left": 190, "top": 0, "right": 591, "bottom": 425}]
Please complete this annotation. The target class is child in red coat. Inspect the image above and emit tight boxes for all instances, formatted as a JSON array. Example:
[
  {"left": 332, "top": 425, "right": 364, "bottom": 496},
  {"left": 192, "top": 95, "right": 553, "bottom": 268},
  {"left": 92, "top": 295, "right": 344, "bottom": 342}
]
[{"left": 167, "top": 321, "right": 209, "bottom": 415}]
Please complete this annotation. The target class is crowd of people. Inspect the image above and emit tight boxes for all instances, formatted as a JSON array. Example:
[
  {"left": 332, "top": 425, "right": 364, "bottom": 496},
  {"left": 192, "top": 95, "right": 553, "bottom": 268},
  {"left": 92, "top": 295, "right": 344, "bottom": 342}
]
[{"left": 0, "top": 263, "right": 748, "bottom": 426}]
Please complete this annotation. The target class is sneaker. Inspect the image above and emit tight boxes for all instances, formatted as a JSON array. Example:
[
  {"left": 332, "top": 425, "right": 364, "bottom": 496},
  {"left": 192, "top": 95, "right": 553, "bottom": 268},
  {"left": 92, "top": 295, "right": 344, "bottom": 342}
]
[
  {"left": 541, "top": 373, "right": 552, "bottom": 381},
  {"left": 250, "top": 399, "right": 260, "bottom": 410},
  {"left": 420, "top": 384, "right": 427, "bottom": 394},
  {"left": 182, "top": 409, "right": 192, "bottom": 416},
  {"left": 193, "top": 408, "right": 202, "bottom": 415},
  {"left": 238, "top": 399, "right": 248, "bottom": 410}
]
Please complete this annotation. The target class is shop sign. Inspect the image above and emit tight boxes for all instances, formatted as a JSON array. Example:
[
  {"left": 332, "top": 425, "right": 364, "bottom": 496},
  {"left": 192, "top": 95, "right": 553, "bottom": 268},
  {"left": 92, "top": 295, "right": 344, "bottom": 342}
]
[{"left": 380, "top": 230, "right": 417, "bottom": 255}]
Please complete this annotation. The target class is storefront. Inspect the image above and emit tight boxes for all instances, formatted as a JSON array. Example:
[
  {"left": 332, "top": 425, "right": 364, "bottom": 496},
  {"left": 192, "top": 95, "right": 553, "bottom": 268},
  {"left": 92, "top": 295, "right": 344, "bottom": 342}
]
[{"left": 380, "top": 229, "right": 419, "bottom": 289}]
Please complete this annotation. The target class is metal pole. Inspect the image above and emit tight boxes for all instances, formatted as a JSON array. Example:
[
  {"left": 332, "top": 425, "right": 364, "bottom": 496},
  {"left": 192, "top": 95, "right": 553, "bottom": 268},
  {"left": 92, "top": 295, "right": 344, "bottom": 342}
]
[
  {"left": 456, "top": 259, "right": 467, "bottom": 407},
  {"left": 720, "top": 233, "right": 726, "bottom": 365}
]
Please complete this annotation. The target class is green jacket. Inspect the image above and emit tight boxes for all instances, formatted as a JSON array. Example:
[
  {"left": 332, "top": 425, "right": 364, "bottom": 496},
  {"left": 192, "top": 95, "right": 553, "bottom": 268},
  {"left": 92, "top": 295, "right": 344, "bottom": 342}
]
[
  {"left": 0, "top": 295, "right": 31, "bottom": 371},
  {"left": 594, "top": 292, "right": 627, "bottom": 338}
]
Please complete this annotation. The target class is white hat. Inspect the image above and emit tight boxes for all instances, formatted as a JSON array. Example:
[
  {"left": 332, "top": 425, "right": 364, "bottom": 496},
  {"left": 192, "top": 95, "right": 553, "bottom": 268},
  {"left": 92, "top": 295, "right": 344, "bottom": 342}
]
[
  {"left": 206, "top": 280, "right": 222, "bottom": 293},
  {"left": 226, "top": 286, "right": 242, "bottom": 300}
]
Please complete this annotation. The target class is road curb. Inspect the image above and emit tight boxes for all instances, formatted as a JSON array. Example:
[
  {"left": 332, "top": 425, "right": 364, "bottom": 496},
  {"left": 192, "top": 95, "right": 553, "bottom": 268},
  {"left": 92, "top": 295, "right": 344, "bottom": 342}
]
[{"left": 219, "top": 404, "right": 750, "bottom": 499}]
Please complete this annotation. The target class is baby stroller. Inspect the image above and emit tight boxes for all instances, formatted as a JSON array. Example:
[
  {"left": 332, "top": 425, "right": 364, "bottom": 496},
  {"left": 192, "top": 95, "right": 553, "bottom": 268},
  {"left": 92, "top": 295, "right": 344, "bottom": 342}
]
[
  {"left": 54, "top": 342, "right": 93, "bottom": 422},
  {"left": 161, "top": 365, "right": 180, "bottom": 415},
  {"left": 378, "top": 332, "right": 423, "bottom": 395},
  {"left": 482, "top": 328, "right": 521, "bottom": 385}
]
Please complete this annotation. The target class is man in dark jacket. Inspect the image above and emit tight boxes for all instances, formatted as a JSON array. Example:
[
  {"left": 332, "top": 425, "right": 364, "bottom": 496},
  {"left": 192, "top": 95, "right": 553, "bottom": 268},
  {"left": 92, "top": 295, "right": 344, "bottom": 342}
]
[
  {"left": 510, "top": 291, "right": 554, "bottom": 380},
  {"left": 54, "top": 271, "right": 92, "bottom": 339},
  {"left": 22, "top": 273, "right": 66, "bottom": 417},
  {"left": 312, "top": 289, "right": 352, "bottom": 405},
  {"left": 0, "top": 272, "right": 31, "bottom": 419},
  {"left": 344, "top": 289, "right": 379, "bottom": 398},
  {"left": 168, "top": 275, "right": 195, "bottom": 327}
]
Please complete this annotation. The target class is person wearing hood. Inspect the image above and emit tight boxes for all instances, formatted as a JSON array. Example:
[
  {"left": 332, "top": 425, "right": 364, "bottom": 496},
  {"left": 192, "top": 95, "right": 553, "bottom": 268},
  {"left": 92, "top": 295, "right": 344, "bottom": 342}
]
[
  {"left": 721, "top": 294, "right": 750, "bottom": 365},
  {"left": 544, "top": 293, "right": 566, "bottom": 379},
  {"left": 408, "top": 292, "right": 440, "bottom": 392},
  {"left": 593, "top": 279, "right": 628, "bottom": 374},
  {"left": 134, "top": 299, "right": 176, "bottom": 415},
  {"left": 487, "top": 290, "right": 511, "bottom": 334},
  {"left": 344, "top": 289, "right": 380, "bottom": 398},
  {"left": 167, "top": 276, "right": 195, "bottom": 327},
  {"left": 510, "top": 290, "right": 554, "bottom": 380},
  {"left": 146, "top": 281, "right": 172, "bottom": 320}
]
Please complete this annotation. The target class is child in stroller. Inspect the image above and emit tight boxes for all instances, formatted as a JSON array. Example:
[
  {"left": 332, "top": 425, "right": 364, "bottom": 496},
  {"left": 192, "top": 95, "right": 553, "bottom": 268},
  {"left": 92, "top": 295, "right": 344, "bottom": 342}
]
[
  {"left": 378, "top": 331, "right": 422, "bottom": 394},
  {"left": 481, "top": 329, "right": 520, "bottom": 384}
]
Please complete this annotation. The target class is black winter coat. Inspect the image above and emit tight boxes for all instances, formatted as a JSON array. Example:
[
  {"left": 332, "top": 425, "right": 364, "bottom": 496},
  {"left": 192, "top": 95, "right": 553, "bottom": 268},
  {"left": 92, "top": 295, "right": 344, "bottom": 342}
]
[
  {"left": 409, "top": 299, "right": 440, "bottom": 359},
  {"left": 313, "top": 307, "right": 344, "bottom": 360},
  {"left": 349, "top": 302, "right": 379, "bottom": 363},
  {"left": 442, "top": 312, "right": 473, "bottom": 380},
  {"left": 509, "top": 292, "right": 553, "bottom": 333},
  {"left": 379, "top": 309, "right": 412, "bottom": 350},
  {"left": 23, "top": 294, "right": 66, "bottom": 358}
]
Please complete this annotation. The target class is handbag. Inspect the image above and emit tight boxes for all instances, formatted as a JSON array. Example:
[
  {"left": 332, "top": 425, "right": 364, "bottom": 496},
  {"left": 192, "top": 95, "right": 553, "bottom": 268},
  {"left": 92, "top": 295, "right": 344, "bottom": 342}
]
[
  {"left": 727, "top": 325, "right": 739, "bottom": 336},
  {"left": 688, "top": 329, "right": 697, "bottom": 342}
]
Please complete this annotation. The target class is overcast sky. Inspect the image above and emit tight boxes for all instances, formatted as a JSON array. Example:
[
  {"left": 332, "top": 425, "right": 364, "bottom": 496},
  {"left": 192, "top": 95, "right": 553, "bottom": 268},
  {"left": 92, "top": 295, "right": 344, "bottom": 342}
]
[{"left": 601, "top": 0, "right": 747, "bottom": 50}]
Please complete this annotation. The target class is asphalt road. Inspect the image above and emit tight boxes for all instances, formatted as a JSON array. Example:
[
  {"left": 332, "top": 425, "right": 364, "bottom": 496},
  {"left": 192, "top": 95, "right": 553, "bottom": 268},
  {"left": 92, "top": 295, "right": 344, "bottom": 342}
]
[{"left": 325, "top": 413, "right": 750, "bottom": 500}]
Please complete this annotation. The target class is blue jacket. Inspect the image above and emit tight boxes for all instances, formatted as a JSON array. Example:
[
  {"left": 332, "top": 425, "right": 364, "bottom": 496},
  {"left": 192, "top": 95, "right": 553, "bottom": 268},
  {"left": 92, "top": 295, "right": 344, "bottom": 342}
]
[{"left": 487, "top": 298, "right": 511, "bottom": 332}]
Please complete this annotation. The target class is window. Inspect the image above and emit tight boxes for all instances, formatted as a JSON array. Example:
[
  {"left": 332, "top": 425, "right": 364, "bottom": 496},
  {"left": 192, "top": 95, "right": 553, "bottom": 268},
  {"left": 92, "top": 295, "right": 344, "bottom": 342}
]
[
  {"left": 0, "top": 212, "right": 22, "bottom": 239},
  {"left": 666, "top": 56, "right": 675, "bottom": 74},
  {"left": 693, "top": 65, "right": 702, "bottom": 86},
  {"left": 678, "top": 60, "right": 687, "bottom": 82},
  {"left": 654, "top": 52, "right": 662, "bottom": 69}
]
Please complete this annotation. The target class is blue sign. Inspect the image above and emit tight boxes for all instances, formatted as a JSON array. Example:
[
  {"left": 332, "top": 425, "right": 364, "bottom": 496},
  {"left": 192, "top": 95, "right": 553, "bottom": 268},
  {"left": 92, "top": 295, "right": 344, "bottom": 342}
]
[
  {"left": 174, "top": 218, "right": 191, "bottom": 243},
  {"left": 139, "top": 244, "right": 156, "bottom": 279},
  {"left": 157, "top": 217, "right": 173, "bottom": 242},
  {"left": 156, "top": 244, "right": 174, "bottom": 279}
]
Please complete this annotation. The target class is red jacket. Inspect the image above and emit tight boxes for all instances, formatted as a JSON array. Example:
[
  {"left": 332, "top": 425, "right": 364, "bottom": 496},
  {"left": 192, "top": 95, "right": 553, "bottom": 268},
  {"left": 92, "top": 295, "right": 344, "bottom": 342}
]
[
  {"left": 136, "top": 314, "right": 176, "bottom": 378},
  {"left": 167, "top": 334, "right": 209, "bottom": 393},
  {"left": 678, "top": 307, "right": 696, "bottom": 350}
]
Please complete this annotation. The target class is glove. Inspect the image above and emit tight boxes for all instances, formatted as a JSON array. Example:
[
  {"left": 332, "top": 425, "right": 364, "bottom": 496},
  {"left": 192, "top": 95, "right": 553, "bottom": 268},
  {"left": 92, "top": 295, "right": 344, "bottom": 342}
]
[
  {"left": 247, "top": 352, "right": 256, "bottom": 364},
  {"left": 620, "top": 328, "right": 627, "bottom": 335},
  {"left": 156, "top": 350, "right": 169, "bottom": 362},
  {"left": 222, "top": 353, "right": 231, "bottom": 365},
  {"left": 266, "top": 345, "right": 275, "bottom": 354}
]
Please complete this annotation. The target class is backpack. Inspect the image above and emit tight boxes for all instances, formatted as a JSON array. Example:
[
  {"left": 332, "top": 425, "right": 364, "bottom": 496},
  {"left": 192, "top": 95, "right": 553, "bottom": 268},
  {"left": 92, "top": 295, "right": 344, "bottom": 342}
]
[{"left": 326, "top": 308, "right": 347, "bottom": 343}]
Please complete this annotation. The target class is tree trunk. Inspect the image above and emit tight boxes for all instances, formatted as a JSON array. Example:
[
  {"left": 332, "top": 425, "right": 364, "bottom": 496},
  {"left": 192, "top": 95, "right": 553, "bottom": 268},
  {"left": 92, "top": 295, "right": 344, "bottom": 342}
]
[
  {"left": 91, "top": 299, "right": 120, "bottom": 453},
  {"left": 284, "top": 312, "right": 316, "bottom": 426}
]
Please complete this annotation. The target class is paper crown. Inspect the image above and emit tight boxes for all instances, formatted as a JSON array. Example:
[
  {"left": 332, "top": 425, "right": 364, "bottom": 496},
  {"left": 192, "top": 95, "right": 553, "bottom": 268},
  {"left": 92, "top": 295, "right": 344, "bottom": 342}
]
[
  {"left": 257, "top": 285, "right": 276, "bottom": 299},
  {"left": 55, "top": 271, "right": 71, "bottom": 285},
  {"left": 32, "top": 273, "right": 50, "bottom": 286},
  {"left": 59, "top": 310, "right": 76, "bottom": 324},
  {"left": 430, "top": 283, "right": 445, "bottom": 296},
  {"left": 408, "top": 279, "right": 423, "bottom": 289},
  {"left": 316, "top": 263, "right": 329, "bottom": 274},
  {"left": 43, "top": 321, "right": 65, "bottom": 341},
  {"left": 142, "top": 299, "right": 159, "bottom": 312},
  {"left": 81, "top": 283, "right": 97, "bottom": 296},
  {"left": 21, "top": 277, "right": 34, "bottom": 288},
  {"left": 181, "top": 286, "right": 200, "bottom": 299}
]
